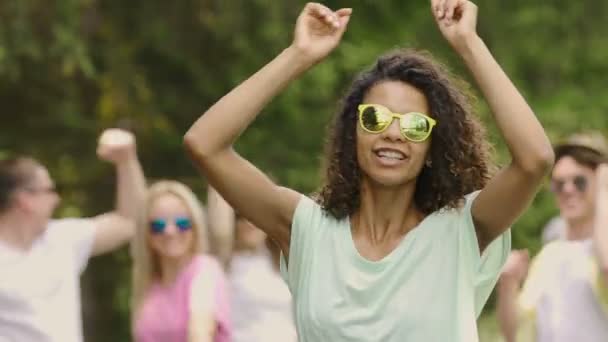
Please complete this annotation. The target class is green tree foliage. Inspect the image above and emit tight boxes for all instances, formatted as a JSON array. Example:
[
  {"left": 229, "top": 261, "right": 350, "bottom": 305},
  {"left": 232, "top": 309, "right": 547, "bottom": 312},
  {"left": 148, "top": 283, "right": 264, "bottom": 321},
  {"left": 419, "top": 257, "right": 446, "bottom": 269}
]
[{"left": 1, "top": 0, "right": 607, "bottom": 340}]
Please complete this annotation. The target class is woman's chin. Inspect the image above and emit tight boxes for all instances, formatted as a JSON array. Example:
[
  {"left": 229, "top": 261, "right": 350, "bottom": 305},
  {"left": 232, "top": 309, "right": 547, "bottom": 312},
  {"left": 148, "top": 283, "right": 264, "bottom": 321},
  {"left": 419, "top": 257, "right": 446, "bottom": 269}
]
[
  {"left": 364, "top": 171, "right": 416, "bottom": 189},
  {"left": 158, "top": 248, "right": 191, "bottom": 260}
]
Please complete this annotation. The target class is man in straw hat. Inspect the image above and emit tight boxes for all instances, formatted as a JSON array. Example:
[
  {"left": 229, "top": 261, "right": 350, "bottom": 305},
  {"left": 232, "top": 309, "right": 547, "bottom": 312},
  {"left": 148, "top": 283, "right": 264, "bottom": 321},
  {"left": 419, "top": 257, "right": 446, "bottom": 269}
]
[{"left": 497, "top": 131, "right": 608, "bottom": 342}]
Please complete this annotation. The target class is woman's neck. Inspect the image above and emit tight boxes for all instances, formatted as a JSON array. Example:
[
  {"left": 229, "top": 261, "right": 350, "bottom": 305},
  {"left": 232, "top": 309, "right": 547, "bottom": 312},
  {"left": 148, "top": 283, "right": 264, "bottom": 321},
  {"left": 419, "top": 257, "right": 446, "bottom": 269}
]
[
  {"left": 566, "top": 216, "right": 594, "bottom": 241},
  {"left": 353, "top": 179, "right": 424, "bottom": 245},
  {"left": 158, "top": 253, "right": 194, "bottom": 286}
]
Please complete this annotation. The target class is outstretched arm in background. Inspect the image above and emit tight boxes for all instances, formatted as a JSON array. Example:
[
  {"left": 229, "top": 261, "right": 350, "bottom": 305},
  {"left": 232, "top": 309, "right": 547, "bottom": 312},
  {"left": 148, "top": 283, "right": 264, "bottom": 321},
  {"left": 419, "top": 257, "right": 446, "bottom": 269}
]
[
  {"left": 93, "top": 128, "right": 147, "bottom": 256},
  {"left": 207, "top": 186, "right": 235, "bottom": 266}
]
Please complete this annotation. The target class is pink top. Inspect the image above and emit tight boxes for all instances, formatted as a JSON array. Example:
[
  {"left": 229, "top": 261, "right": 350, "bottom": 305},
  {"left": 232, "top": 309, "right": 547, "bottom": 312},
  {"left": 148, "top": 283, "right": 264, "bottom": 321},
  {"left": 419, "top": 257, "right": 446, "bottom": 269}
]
[{"left": 134, "top": 254, "right": 231, "bottom": 342}]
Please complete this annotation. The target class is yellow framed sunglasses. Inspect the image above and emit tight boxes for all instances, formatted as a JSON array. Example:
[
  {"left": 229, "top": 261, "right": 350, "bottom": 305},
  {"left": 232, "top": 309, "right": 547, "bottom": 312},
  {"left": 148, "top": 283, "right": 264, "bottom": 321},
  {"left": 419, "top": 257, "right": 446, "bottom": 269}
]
[{"left": 358, "top": 104, "right": 437, "bottom": 142}]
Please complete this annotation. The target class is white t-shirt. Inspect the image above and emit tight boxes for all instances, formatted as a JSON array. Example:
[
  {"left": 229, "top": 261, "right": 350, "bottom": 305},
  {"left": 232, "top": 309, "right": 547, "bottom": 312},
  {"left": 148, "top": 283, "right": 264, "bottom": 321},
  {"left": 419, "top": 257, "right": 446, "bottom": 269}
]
[
  {"left": 229, "top": 251, "right": 297, "bottom": 342},
  {"left": 541, "top": 217, "right": 566, "bottom": 244},
  {"left": 519, "top": 239, "right": 608, "bottom": 342},
  {"left": 0, "top": 219, "right": 97, "bottom": 342}
]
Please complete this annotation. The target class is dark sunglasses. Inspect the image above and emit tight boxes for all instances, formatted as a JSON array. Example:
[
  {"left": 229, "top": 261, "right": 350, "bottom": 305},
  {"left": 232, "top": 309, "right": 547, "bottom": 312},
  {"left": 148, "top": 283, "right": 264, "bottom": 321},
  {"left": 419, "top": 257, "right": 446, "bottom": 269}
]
[
  {"left": 551, "top": 175, "right": 587, "bottom": 194},
  {"left": 149, "top": 217, "right": 193, "bottom": 234}
]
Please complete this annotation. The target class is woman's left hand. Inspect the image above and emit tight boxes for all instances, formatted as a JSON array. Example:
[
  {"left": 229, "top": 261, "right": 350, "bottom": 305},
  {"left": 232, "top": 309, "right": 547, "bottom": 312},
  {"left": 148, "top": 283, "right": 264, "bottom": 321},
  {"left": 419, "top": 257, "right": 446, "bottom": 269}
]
[{"left": 431, "top": 0, "right": 479, "bottom": 53}]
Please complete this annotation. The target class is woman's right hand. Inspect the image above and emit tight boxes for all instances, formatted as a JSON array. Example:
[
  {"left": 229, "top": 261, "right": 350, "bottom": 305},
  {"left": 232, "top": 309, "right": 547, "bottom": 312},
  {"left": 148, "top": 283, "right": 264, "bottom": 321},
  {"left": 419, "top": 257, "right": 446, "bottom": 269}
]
[{"left": 291, "top": 3, "right": 352, "bottom": 66}]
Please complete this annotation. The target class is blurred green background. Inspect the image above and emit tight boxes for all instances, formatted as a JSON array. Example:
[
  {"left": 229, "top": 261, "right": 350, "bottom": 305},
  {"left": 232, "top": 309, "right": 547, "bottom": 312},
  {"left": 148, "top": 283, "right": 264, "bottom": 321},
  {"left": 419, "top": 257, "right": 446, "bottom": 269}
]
[{"left": 1, "top": 0, "right": 607, "bottom": 340}]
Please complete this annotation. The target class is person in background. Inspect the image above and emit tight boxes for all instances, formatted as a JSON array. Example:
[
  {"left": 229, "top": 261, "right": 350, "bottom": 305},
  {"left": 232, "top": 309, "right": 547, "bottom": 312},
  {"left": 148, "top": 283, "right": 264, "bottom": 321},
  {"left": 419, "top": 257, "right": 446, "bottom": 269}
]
[
  {"left": 497, "top": 131, "right": 608, "bottom": 342},
  {"left": 541, "top": 216, "right": 566, "bottom": 244},
  {"left": 132, "top": 180, "right": 231, "bottom": 342},
  {"left": 207, "top": 187, "right": 297, "bottom": 342},
  {"left": 0, "top": 128, "right": 146, "bottom": 342}
]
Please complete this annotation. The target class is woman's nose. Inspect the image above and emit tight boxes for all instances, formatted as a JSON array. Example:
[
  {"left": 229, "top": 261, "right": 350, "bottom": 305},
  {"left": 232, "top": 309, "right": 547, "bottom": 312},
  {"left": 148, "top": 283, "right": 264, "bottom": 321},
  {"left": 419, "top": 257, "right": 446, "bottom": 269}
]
[{"left": 382, "top": 117, "right": 405, "bottom": 142}]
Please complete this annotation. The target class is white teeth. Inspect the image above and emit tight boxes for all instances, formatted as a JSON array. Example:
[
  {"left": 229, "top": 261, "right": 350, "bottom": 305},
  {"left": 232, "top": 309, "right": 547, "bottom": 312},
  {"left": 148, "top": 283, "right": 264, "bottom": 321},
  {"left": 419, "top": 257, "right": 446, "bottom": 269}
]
[{"left": 376, "top": 150, "right": 405, "bottom": 160}]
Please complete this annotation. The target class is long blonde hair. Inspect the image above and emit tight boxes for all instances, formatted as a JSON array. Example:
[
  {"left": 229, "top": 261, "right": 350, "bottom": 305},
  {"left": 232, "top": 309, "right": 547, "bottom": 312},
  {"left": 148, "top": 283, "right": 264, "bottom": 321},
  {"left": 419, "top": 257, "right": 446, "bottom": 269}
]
[{"left": 131, "top": 180, "right": 208, "bottom": 319}]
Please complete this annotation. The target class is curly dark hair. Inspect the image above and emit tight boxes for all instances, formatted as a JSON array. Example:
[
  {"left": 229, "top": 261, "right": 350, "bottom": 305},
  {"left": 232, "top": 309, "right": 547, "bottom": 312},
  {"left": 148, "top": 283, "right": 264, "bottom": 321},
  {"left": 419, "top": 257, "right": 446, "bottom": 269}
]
[{"left": 317, "top": 49, "right": 496, "bottom": 219}]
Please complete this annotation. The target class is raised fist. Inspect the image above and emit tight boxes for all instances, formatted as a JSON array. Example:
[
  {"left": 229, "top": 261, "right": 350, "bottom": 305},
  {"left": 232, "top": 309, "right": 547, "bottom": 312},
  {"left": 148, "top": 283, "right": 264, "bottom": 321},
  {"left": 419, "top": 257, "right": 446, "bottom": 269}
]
[{"left": 97, "top": 128, "right": 137, "bottom": 164}]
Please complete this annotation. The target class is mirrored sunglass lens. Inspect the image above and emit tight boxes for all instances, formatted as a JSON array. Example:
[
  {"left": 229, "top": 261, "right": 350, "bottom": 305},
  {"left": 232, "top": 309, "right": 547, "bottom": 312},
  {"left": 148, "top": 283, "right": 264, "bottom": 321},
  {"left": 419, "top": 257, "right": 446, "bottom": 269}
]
[
  {"left": 401, "top": 114, "right": 430, "bottom": 141},
  {"left": 150, "top": 220, "right": 166, "bottom": 234},
  {"left": 175, "top": 217, "right": 193, "bottom": 231},
  {"left": 573, "top": 176, "right": 587, "bottom": 192},
  {"left": 361, "top": 106, "right": 390, "bottom": 132}
]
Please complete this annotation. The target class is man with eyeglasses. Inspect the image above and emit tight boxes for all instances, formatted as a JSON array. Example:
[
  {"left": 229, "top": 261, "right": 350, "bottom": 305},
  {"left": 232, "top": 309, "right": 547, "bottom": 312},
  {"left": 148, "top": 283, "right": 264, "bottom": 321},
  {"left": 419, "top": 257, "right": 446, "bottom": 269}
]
[
  {"left": 0, "top": 129, "right": 146, "bottom": 342},
  {"left": 496, "top": 131, "right": 608, "bottom": 342}
]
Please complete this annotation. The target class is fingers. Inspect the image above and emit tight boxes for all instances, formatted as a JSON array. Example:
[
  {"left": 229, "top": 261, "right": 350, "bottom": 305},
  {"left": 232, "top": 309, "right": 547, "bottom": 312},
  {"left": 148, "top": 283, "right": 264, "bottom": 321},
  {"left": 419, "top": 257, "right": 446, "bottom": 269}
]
[
  {"left": 433, "top": 0, "right": 472, "bottom": 23},
  {"left": 335, "top": 8, "right": 353, "bottom": 17},
  {"left": 431, "top": 0, "right": 443, "bottom": 18},
  {"left": 306, "top": 2, "right": 341, "bottom": 29},
  {"left": 444, "top": 0, "right": 457, "bottom": 21},
  {"left": 97, "top": 129, "right": 135, "bottom": 161},
  {"left": 335, "top": 13, "right": 351, "bottom": 37},
  {"left": 335, "top": 8, "right": 352, "bottom": 33},
  {"left": 459, "top": 0, "right": 478, "bottom": 22},
  {"left": 99, "top": 129, "right": 134, "bottom": 146}
]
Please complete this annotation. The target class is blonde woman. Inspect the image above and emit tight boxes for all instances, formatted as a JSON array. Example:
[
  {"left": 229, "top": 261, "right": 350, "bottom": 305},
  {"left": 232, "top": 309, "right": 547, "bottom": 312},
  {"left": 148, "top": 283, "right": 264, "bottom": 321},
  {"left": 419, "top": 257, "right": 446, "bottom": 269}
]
[{"left": 132, "top": 181, "right": 231, "bottom": 342}]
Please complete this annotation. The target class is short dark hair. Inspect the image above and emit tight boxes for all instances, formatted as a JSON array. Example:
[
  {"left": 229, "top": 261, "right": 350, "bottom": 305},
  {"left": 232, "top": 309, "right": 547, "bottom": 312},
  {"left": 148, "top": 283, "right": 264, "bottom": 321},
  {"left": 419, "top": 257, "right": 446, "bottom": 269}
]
[
  {"left": 0, "top": 157, "right": 43, "bottom": 211},
  {"left": 554, "top": 132, "right": 608, "bottom": 171},
  {"left": 554, "top": 146, "right": 607, "bottom": 171}
]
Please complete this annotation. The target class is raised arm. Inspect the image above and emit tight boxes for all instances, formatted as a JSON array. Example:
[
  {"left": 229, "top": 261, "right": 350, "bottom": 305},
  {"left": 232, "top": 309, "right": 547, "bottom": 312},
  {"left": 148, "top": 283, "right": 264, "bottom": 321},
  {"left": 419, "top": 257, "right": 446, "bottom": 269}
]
[
  {"left": 184, "top": 3, "right": 352, "bottom": 258},
  {"left": 431, "top": 0, "right": 554, "bottom": 250},
  {"left": 92, "top": 129, "right": 147, "bottom": 256},
  {"left": 496, "top": 250, "right": 530, "bottom": 342},
  {"left": 207, "top": 186, "right": 235, "bottom": 265},
  {"left": 594, "top": 164, "right": 608, "bottom": 282}
]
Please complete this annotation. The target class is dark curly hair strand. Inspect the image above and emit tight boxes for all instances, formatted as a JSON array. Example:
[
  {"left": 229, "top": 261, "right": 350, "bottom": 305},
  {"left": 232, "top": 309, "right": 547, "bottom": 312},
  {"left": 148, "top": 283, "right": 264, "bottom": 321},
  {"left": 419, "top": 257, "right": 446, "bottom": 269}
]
[{"left": 317, "top": 49, "right": 496, "bottom": 219}]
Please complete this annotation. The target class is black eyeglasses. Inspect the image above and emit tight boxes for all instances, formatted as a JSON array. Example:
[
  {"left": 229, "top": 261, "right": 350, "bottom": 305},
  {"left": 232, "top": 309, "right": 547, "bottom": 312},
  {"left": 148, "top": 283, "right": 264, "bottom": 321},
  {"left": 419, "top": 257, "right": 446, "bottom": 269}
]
[{"left": 551, "top": 175, "right": 587, "bottom": 194}]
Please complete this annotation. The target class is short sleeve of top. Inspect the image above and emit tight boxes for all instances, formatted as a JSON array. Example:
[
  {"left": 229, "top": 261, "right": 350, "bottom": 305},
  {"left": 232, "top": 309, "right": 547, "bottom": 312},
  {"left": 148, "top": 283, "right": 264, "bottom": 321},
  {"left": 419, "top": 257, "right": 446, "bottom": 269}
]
[
  {"left": 459, "top": 191, "right": 512, "bottom": 316},
  {"left": 47, "top": 218, "right": 97, "bottom": 274},
  {"left": 279, "top": 195, "right": 324, "bottom": 298}
]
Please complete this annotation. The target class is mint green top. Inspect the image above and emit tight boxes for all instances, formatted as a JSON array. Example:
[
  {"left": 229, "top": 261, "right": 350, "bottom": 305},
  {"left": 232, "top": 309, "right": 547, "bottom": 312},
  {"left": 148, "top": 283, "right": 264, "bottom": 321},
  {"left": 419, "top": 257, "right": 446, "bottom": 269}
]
[{"left": 280, "top": 191, "right": 511, "bottom": 342}]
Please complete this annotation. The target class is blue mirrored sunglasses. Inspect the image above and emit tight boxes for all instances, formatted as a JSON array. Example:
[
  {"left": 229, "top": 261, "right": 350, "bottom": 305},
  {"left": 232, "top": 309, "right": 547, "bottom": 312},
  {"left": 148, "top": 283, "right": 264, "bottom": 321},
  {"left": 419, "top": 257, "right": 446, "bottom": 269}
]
[{"left": 149, "top": 217, "right": 193, "bottom": 234}]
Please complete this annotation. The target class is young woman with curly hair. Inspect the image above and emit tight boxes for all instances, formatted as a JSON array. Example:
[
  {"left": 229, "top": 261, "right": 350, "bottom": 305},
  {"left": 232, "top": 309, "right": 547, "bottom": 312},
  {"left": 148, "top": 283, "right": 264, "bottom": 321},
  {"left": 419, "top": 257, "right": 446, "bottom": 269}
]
[{"left": 184, "top": 1, "right": 554, "bottom": 340}]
